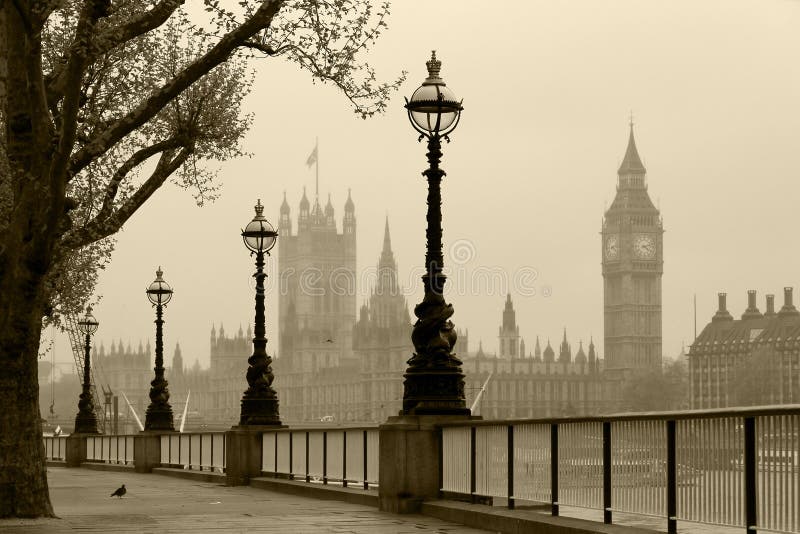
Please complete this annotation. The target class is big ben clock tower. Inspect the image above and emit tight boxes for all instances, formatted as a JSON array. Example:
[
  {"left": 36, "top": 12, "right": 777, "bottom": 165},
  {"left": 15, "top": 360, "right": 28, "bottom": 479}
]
[{"left": 602, "top": 123, "right": 663, "bottom": 376}]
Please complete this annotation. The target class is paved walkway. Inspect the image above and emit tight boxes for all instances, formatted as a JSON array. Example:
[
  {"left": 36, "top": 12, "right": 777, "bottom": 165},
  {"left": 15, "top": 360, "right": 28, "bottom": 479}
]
[{"left": 1, "top": 467, "right": 493, "bottom": 533}]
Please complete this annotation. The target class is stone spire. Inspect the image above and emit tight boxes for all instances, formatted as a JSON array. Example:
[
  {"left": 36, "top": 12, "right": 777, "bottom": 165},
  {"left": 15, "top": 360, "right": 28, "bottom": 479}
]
[
  {"left": 382, "top": 216, "right": 392, "bottom": 256},
  {"left": 280, "top": 190, "right": 290, "bottom": 214},
  {"left": 575, "top": 341, "right": 587, "bottom": 364},
  {"left": 299, "top": 187, "right": 309, "bottom": 213},
  {"left": 345, "top": 188, "right": 354, "bottom": 213},
  {"left": 558, "top": 328, "right": 571, "bottom": 363},
  {"left": 618, "top": 122, "right": 646, "bottom": 176},
  {"left": 543, "top": 339, "right": 555, "bottom": 363},
  {"left": 172, "top": 342, "right": 183, "bottom": 375}
]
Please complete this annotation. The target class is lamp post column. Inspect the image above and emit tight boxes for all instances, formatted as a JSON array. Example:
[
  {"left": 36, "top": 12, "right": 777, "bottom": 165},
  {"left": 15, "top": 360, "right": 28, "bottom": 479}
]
[
  {"left": 144, "top": 303, "right": 173, "bottom": 430},
  {"left": 144, "top": 268, "right": 174, "bottom": 431},
  {"left": 239, "top": 248, "right": 280, "bottom": 426},
  {"left": 74, "top": 331, "right": 99, "bottom": 434}
]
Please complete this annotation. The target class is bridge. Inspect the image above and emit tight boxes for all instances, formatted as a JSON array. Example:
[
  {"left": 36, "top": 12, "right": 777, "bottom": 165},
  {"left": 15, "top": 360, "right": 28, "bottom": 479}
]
[{"left": 43, "top": 406, "right": 799, "bottom": 533}]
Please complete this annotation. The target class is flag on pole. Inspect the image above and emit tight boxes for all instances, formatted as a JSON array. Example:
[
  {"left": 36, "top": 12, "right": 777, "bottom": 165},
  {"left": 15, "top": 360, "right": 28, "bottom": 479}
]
[{"left": 306, "top": 143, "right": 318, "bottom": 168}]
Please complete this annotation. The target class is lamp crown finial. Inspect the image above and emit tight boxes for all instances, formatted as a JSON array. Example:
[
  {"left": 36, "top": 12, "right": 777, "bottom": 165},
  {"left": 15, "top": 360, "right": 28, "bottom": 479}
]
[
  {"left": 156, "top": 266, "right": 163, "bottom": 279},
  {"left": 426, "top": 50, "right": 441, "bottom": 79},
  {"left": 255, "top": 199, "right": 264, "bottom": 216}
]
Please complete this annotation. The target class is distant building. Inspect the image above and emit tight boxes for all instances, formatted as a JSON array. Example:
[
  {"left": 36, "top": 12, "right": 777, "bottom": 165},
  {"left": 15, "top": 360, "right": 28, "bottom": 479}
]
[
  {"left": 688, "top": 288, "right": 800, "bottom": 409},
  {"left": 274, "top": 189, "right": 357, "bottom": 422},
  {"left": 461, "top": 295, "right": 606, "bottom": 418},
  {"left": 204, "top": 324, "right": 250, "bottom": 422},
  {"left": 94, "top": 340, "right": 152, "bottom": 420}
]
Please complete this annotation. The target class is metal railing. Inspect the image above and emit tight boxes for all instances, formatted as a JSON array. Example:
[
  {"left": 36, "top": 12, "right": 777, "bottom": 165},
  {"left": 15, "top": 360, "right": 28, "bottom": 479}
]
[
  {"left": 43, "top": 436, "right": 68, "bottom": 461},
  {"left": 86, "top": 435, "right": 135, "bottom": 465},
  {"left": 261, "top": 427, "right": 379, "bottom": 489},
  {"left": 439, "top": 406, "right": 800, "bottom": 534},
  {"left": 159, "top": 432, "right": 226, "bottom": 473}
]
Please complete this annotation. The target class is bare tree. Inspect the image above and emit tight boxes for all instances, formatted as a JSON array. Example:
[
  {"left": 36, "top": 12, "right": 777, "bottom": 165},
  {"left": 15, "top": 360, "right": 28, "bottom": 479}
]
[{"left": 0, "top": 0, "right": 403, "bottom": 517}]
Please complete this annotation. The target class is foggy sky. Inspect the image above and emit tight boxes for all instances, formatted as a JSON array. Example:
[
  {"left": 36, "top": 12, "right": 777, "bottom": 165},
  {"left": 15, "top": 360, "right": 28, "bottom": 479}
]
[{"left": 47, "top": 0, "right": 800, "bottom": 375}]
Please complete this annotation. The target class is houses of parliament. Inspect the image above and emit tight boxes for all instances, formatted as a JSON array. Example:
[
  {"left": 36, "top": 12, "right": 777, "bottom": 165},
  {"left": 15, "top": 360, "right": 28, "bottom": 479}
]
[{"left": 91, "top": 126, "right": 665, "bottom": 427}]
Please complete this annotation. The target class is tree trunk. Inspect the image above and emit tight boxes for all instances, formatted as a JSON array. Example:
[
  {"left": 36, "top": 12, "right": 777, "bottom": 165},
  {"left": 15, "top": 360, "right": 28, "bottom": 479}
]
[
  {"left": 0, "top": 287, "right": 54, "bottom": 517},
  {"left": 0, "top": 4, "right": 58, "bottom": 517}
]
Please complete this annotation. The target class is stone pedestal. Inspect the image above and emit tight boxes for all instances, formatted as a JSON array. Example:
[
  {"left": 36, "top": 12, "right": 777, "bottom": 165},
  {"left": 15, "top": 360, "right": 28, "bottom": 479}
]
[
  {"left": 378, "top": 414, "right": 476, "bottom": 514},
  {"left": 65, "top": 434, "right": 87, "bottom": 467},
  {"left": 133, "top": 432, "right": 163, "bottom": 473},
  {"left": 226, "top": 425, "right": 285, "bottom": 486}
]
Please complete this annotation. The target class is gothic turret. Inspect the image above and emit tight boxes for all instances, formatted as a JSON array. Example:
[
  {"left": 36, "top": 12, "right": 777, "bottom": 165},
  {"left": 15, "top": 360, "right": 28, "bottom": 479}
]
[
  {"left": 325, "top": 194, "right": 335, "bottom": 227},
  {"left": 575, "top": 341, "right": 587, "bottom": 364},
  {"left": 498, "top": 294, "right": 521, "bottom": 358},
  {"left": 558, "top": 328, "right": 571, "bottom": 363},
  {"left": 299, "top": 188, "right": 309, "bottom": 214},
  {"left": 543, "top": 339, "right": 555, "bottom": 363},
  {"left": 172, "top": 342, "right": 184, "bottom": 375},
  {"left": 377, "top": 217, "right": 399, "bottom": 297},
  {"left": 279, "top": 191, "right": 292, "bottom": 235},
  {"left": 361, "top": 217, "right": 407, "bottom": 330},
  {"left": 343, "top": 189, "right": 355, "bottom": 236},
  {"left": 298, "top": 188, "right": 310, "bottom": 231},
  {"left": 534, "top": 337, "right": 542, "bottom": 362}
]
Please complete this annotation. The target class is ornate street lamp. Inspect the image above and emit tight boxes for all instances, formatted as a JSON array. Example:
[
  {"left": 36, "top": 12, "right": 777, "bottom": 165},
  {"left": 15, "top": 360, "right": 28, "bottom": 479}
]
[
  {"left": 144, "top": 267, "right": 175, "bottom": 431},
  {"left": 74, "top": 306, "right": 100, "bottom": 434},
  {"left": 239, "top": 199, "right": 281, "bottom": 426},
  {"left": 401, "top": 51, "right": 469, "bottom": 415}
]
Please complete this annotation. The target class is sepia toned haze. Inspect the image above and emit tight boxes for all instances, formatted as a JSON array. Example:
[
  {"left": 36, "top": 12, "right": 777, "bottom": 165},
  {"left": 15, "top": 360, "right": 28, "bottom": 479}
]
[{"left": 48, "top": 0, "right": 800, "bottom": 375}]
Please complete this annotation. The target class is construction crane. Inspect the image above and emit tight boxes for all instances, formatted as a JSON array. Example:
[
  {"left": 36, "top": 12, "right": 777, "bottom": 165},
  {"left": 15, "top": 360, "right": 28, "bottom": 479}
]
[{"left": 64, "top": 313, "right": 105, "bottom": 430}]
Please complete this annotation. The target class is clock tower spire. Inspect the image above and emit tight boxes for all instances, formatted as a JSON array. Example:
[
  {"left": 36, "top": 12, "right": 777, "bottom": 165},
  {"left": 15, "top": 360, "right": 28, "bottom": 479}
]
[{"left": 602, "top": 123, "right": 663, "bottom": 382}]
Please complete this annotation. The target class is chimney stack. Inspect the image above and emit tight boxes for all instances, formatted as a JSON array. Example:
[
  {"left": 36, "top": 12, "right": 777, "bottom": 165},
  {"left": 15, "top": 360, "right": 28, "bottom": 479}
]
[
  {"left": 741, "top": 289, "right": 762, "bottom": 320},
  {"left": 778, "top": 287, "right": 799, "bottom": 316},
  {"left": 765, "top": 294, "right": 776, "bottom": 316},
  {"left": 712, "top": 292, "right": 734, "bottom": 322}
]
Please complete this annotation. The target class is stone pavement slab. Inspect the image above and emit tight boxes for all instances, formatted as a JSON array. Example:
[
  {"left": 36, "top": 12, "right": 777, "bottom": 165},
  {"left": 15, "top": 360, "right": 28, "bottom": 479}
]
[{"left": 1, "top": 467, "right": 493, "bottom": 533}]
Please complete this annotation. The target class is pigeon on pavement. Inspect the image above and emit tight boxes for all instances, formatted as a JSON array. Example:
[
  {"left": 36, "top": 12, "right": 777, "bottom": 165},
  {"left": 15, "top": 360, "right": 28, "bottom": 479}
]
[{"left": 110, "top": 484, "right": 126, "bottom": 498}]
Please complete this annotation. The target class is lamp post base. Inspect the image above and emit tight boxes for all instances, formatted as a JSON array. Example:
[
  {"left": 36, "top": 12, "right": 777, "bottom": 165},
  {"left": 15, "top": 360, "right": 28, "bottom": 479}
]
[
  {"left": 144, "top": 404, "right": 175, "bottom": 432},
  {"left": 73, "top": 412, "right": 100, "bottom": 435},
  {"left": 402, "top": 369, "right": 470, "bottom": 415},
  {"left": 239, "top": 397, "right": 281, "bottom": 426}
]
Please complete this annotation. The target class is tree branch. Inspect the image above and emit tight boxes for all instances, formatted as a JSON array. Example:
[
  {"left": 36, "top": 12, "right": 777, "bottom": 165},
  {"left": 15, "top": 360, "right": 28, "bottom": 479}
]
[
  {"left": 62, "top": 145, "right": 191, "bottom": 249},
  {"left": 95, "top": 137, "right": 185, "bottom": 222},
  {"left": 49, "top": 0, "right": 111, "bottom": 197},
  {"left": 45, "top": 0, "right": 186, "bottom": 105},
  {"left": 68, "top": 0, "right": 284, "bottom": 179},
  {"left": 241, "top": 40, "right": 283, "bottom": 56}
]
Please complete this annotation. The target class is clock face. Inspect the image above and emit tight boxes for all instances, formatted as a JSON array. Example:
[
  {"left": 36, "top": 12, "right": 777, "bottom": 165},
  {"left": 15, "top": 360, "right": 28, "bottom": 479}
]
[
  {"left": 634, "top": 234, "right": 656, "bottom": 259},
  {"left": 605, "top": 235, "right": 619, "bottom": 260}
]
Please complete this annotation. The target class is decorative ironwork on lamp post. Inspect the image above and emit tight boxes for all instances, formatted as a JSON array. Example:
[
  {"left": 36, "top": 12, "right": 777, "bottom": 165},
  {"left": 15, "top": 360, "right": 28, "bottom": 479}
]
[
  {"left": 144, "top": 267, "right": 175, "bottom": 431},
  {"left": 239, "top": 199, "right": 281, "bottom": 426},
  {"left": 401, "top": 51, "right": 470, "bottom": 415},
  {"left": 74, "top": 306, "right": 100, "bottom": 434}
]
